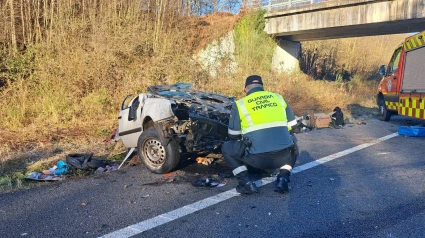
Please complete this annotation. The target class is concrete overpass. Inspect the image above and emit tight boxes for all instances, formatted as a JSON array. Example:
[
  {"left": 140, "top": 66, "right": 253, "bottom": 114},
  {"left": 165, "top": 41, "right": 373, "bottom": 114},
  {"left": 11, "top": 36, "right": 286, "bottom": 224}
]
[
  {"left": 265, "top": 0, "right": 425, "bottom": 41},
  {"left": 262, "top": 0, "right": 425, "bottom": 71}
]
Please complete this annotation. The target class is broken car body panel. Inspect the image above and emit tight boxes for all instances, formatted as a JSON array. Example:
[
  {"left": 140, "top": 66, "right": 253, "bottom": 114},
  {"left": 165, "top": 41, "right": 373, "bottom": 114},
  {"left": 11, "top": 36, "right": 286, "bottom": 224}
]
[{"left": 118, "top": 83, "right": 233, "bottom": 155}]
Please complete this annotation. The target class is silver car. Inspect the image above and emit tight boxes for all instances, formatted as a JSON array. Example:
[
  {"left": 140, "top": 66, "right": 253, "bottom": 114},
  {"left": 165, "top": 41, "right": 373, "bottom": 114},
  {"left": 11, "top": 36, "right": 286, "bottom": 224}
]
[{"left": 117, "top": 83, "right": 233, "bottom": 174}]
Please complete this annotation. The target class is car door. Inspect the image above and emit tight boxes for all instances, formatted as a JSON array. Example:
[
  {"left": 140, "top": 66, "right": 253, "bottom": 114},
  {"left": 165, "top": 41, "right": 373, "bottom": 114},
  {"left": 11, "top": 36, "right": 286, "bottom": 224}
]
[
  {"left": 383, "top": 46, "right": 403, "bottom": 105},
  {"left": 118, "top": 94, "right": 146, "bottom": 148}
]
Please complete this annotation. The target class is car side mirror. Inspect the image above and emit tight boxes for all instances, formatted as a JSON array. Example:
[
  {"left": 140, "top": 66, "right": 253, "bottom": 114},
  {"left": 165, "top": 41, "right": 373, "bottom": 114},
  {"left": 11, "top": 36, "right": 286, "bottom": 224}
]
[{"left": 379, "top": 65, "right": 386, "bottom": 76}]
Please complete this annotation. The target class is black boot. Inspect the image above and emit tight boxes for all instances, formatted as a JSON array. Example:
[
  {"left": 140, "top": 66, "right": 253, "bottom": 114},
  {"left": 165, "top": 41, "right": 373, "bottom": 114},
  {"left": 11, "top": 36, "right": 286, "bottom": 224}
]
[
  {"left": 275, "top": 170, "right": 290, "bottom": 194},
  {"left": 235, "top": 171, "right": 259, "bottom": 195}
]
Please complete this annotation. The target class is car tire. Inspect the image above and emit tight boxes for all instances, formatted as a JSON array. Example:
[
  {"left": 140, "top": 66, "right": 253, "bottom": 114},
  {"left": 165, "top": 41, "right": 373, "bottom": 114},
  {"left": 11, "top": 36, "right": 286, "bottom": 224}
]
[
  {"left": 378, "top": 98, "right": 392, "bottom": 121},
  {"left": 137, "top": 128, "right": 180, "bottom": 174}
]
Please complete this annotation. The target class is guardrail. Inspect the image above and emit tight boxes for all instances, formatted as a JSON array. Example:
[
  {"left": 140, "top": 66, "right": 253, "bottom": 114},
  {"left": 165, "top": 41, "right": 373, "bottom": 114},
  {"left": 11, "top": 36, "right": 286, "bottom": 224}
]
[{"left": 258, "top": 0, "right": 329, "bottom": 10}]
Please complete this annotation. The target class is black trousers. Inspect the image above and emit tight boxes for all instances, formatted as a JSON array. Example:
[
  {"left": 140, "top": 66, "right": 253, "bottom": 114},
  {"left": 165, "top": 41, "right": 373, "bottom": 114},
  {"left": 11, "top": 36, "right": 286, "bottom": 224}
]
[{"left": 221, "top": 140, "right": 298, "bottom": 171}]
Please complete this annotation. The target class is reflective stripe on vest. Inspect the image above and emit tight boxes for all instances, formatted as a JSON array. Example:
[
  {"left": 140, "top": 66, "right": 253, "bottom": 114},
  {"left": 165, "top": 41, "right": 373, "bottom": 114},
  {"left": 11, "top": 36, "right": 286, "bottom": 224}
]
[{"left": 236, "top": 91, "right": 288, "bottom": 134}]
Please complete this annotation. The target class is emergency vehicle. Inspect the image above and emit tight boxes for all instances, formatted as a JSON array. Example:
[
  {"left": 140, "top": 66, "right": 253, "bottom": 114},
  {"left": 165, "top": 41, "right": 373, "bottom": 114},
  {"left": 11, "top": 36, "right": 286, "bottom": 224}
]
[{"left": 377, "top": 30, "right": 425, "bottom": 121}]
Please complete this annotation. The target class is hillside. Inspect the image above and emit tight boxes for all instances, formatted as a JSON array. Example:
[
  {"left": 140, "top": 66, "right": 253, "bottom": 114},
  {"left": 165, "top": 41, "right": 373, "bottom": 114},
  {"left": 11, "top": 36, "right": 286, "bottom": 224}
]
[{"left": 0, "top": 0, "right": 407, "bottom": 192}]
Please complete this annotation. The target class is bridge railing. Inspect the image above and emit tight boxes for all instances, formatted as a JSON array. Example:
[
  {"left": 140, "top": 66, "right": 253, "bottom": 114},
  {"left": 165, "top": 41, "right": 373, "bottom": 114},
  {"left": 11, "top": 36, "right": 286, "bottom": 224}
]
[{"left": 257, "top": 0, "right": 330, "bottom": 11}]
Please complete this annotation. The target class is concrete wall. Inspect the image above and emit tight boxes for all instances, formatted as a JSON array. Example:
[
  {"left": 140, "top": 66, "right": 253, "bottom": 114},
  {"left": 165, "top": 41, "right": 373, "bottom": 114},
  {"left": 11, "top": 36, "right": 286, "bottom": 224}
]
[
  {"left": 195, "top": 32, "right": 237, "bottom": 77},
  {"left": 195, "top": 31, "right": 300, "bottom": 74},
  {"left": 266, "top": 0, "right": 425, "bottom": 41},
  {"left": 272, "top": 40, "right": 301, "bottom": 72}
]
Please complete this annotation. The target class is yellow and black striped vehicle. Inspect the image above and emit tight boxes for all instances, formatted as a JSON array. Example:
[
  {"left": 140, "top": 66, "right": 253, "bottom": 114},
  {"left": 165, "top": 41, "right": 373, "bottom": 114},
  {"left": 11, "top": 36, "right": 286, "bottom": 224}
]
[{"left": 377, "top": 30, "right": 425, "bottom": 121}]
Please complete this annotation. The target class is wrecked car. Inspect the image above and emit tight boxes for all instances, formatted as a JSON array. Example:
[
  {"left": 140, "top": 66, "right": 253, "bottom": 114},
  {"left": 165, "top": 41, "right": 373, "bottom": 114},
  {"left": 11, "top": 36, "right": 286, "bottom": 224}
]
[{"left": 117, "top": 83, "right": 233, "bottom": 174}]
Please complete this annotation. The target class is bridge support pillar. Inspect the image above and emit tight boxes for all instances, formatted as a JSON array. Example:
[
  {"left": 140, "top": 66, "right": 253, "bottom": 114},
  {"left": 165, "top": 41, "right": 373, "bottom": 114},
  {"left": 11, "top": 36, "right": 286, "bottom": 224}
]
[{"left": 272, "top": 39, "right": 301, "bottom": 73}]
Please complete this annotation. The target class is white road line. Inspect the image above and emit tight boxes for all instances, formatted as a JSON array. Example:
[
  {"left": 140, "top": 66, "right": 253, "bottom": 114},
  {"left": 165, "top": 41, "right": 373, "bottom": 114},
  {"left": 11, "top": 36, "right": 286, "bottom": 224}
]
[{"left": 100, "top": 132, "right": 399, "bottom": 238}]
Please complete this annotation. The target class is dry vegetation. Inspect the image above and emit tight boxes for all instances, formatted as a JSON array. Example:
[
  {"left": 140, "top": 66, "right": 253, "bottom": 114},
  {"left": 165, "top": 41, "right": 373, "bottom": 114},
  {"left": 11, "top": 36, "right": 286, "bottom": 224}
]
[
  {"left": 294, "top": 34, "right": 407, "bottom": 114},
  {"left": 301, "top": 35, "right": 406, "bottom": 81},
  {"left": 0, "top": 0, "right": 407, "bottom": 192}
]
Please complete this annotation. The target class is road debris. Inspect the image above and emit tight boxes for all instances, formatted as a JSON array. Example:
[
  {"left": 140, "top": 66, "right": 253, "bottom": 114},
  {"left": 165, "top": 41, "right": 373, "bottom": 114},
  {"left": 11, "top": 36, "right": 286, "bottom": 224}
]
[
  {"left": 163, "top": 172, "right": 176, "bottom": 177},
  {"left": 103, "top": 129, "right": 117, "bottom": 143},
  {"left": 94, "top": 165, "right": 119, "bottom": 174},
  {"left": 196, "top": 157, "right": 214, "bottom": 165},
  {"left": 26, "top": 172, "right": 64, "bottom": 181},
  {"left": 25, "top": 160, "right": 69, "bottom": 182},
  {"left": 25, "top": 161, "right": 69, "bottom": 181},
  {"left": 192, "top": 177, "right": 220, "bottom": 187},
  {"left": 216, "top": 180, "right": 228, "bottom": 187},
  {"left": 293, "top": 107, "right": 346, "bottom": 132},
  {"left": 118, "top": 148, "right": 136, "bottom": 169},
  {"left": 66, "top": 153, "right": 107, "bottom": 170}
]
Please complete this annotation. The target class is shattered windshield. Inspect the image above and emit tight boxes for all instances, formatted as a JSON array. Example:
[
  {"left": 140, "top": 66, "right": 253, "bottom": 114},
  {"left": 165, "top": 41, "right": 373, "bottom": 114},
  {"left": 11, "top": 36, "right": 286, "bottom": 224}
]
[
  {"left": 173, "top": 83, "right": 193, "bottom": 89},
  {"left": 147, "top": 83, "right": 233, "bottom": 106},
  {"left": 148, "top": 83, "right": 194, "bottom": 99},
  {"left": 157, "top": 91, "right": 191, "bottom": 98}
]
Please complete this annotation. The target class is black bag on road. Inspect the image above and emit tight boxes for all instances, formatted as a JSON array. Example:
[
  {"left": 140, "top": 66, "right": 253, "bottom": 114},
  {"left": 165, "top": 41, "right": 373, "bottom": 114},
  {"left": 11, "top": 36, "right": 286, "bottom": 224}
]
[
  {"left": 66, "top": 153, "right": 106, "bottom": 170},
  {"left": 331, "top": 107, "right": 345, "bottom": 128}
]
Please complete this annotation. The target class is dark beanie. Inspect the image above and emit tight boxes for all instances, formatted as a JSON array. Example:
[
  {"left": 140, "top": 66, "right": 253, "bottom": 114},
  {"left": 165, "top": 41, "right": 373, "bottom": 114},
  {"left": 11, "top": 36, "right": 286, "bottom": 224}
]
[{"left": 245, "top": 75, "right": 263, "bottom": 88}]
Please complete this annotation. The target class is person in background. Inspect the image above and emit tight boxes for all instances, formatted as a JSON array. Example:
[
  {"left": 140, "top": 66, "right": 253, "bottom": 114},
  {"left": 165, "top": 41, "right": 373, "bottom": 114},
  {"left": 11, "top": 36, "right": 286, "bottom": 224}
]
[{"left": 222, "top": 75, "right": 299, "bottom": 195}]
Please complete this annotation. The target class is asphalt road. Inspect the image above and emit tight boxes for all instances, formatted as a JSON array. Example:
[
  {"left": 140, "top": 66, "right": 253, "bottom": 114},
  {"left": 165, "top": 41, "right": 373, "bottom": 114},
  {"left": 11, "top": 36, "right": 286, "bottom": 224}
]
[{"left": 1, "top": 116, "right": 425, "bottom": 238}]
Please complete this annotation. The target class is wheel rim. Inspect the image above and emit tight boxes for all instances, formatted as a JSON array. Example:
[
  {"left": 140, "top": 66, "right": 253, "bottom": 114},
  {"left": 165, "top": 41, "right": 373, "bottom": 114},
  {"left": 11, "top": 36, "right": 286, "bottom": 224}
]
[
  {"left": 142, "top": 137, "right": 166, "bottom": 167},
  {"left": 380, "top": 101, "right": 386, "bottom": 116}
]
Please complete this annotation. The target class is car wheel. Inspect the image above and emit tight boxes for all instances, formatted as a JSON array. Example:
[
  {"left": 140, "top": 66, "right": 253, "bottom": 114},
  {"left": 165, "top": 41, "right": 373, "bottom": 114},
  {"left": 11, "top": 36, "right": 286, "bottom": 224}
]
[
  {"left": 137, "top": 128, "right": 180, "bottom": 174},
  {"left": 378, "top": 98, "right": 392, "bottom": 121}
]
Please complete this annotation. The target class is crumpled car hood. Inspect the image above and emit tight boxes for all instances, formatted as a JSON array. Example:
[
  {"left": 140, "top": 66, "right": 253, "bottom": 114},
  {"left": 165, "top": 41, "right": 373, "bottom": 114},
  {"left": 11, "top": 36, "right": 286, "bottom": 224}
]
[{"left": 147, "top": 83, "right": 234, "bottom": 115}]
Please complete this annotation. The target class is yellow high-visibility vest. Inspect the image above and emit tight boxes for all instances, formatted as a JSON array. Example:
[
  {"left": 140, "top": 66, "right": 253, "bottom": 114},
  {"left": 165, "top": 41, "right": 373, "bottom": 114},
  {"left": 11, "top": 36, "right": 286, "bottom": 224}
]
[{"left": 236, "top": 91, "right": 288, "bottom": 134}]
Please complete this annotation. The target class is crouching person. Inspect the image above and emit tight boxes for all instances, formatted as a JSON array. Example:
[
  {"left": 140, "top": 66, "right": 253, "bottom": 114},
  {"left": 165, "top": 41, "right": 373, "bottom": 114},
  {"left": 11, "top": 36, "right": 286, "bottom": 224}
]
[{"left": 221, "top": 75, "right": 299, "bottom": 195}]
